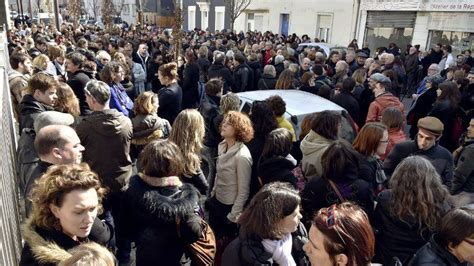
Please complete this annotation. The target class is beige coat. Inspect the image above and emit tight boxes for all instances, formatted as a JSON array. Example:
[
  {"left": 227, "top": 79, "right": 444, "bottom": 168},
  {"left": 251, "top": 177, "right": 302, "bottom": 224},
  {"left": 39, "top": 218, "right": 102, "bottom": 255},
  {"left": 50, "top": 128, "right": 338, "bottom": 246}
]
[
  {"left": 212, "top": 140, "right": 252, "bottom": 223},
  {"left": 300, "top": 130, "right": 335, "bottom": 180}
]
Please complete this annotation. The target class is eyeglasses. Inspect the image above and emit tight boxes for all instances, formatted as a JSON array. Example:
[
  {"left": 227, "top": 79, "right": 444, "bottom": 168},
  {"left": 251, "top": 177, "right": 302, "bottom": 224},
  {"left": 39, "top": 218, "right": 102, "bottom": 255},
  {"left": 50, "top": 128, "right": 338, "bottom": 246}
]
[
  {"left": 380, "top": 139, "right": 389, "bottom": 144},
  {"left": 325, "top": 205, "right": 347, "bottom": 245},
  {"left": 464, "top": 238, "right": 474, "bottom": 245}
]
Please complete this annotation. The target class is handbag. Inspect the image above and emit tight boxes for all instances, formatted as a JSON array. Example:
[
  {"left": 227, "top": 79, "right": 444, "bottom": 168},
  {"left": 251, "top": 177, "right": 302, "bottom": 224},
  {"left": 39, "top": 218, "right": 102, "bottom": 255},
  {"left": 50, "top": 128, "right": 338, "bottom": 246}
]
[
  {"left": 177, "top": 216, "right": 216, "bottom": 266},
  {"left": 328, "top": 179, "right": 345, "bottom": 202}
]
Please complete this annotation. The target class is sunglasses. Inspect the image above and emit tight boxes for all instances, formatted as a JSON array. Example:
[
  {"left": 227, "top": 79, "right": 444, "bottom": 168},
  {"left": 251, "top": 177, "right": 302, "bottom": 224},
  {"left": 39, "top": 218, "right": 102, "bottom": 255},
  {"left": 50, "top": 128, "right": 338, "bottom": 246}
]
[{"left": 325, "top": 204, "right": 347, "bottom": 245}]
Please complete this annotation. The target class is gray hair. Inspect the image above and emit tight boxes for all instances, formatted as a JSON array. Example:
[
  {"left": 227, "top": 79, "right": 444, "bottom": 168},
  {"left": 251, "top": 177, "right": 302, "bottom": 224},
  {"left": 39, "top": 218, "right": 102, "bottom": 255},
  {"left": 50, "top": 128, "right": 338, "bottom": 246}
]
[
  {"left": 85, "top": 80, "right": 110, "bottom": 105},
  {"left": 220, "top": 93, "right": 240, "bottom": 114},
  {"left": 275, "top": 55, "right": 285, "bottom": 65},
  {"left": 263, "top": 65, "right": 276, "bottom": 78}
]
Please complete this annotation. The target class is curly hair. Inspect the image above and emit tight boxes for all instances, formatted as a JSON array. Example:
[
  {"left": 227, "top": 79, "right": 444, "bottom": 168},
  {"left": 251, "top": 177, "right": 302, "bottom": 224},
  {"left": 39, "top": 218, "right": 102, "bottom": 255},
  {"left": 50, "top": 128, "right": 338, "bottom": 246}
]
[
  {"left": 30, "top": 163, "right": 105, "bottom": 232},
  {"left": 266, "top": 95, "right": 286, "bottom": 117},
  {"left": 250, "top": 101, "right": 277, "bottom": 138},
  {"left": 169, "top": 109, "right": 205, "bottom": 176},
  {"left": 389, "top": 156, "right": 449, "bottom": 232},
  {"left": 55, "top": 82, "right": 81, "bottom": 117},
  {"left": 223, "top": 111, "right": 254, "bottom": 143}
]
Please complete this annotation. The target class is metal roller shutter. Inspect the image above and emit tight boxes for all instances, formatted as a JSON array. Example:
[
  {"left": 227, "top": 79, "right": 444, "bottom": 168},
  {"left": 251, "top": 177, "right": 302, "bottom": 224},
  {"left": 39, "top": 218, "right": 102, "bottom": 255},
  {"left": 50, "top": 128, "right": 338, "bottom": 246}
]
[{"left": 366, "top": 11, "right": 416, "bottom": 28}]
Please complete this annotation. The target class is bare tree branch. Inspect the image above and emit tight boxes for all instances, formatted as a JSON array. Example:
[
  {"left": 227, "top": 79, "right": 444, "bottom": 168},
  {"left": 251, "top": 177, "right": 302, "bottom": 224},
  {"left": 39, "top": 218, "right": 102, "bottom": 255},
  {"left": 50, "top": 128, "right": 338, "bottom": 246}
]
[{"left": 224, "top": 0, "right": 252, "bottom": 32}]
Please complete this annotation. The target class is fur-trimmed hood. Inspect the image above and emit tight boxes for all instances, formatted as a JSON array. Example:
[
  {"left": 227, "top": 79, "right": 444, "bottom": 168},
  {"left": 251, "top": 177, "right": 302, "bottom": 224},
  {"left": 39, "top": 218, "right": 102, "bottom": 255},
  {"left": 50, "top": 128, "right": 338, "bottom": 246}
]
[{"left": 125, "top": 174, "right": 199, "bottom": 223}]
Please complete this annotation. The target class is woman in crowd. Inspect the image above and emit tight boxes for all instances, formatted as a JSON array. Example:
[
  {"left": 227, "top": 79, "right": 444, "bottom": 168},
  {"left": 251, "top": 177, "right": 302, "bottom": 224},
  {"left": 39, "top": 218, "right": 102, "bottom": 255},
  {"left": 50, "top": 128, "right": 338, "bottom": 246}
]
[
  {"left": 32, "top": 54, "right": 50, "bottom": 74},
  {"left": 181, "top": 49, "right": 200, "bottom": 109},
  {"left": 157, "top": 62, "right": 182, "bottom": 124},
  {"left": 55, "top": 82, "right": 81, "bottom": 118},
  {"left": 276, "top": 69, "right": 296, "bottom": 90},
  {"left": 373, "top": 156, "right": 451, "bottom": 265},
  {"left": 222, "top": 182, "right": 308, "bottom": 265},
  {"left": 303, "top": 202, "right": 375, "bottom": 266},
  {"left": 429, "top": 80, "right": 462, "bottom": 151},
  {"left": 332, "top": 77, "right": 360, "bottom": 124},
  {"left": 300, "top": 111, "right": 341, "bottom": 180},
  {"left": 46, "top": 45, "right": 66, "bottom": 79},
  {"left": 112, "top": 52, "right": 142, "bottom": 99},
  {"left": 299, "top": 71, "right": 316, "bottom": 93},
  {"left": 352, "top": 122, "right": 388, "bottom": 192},
  {"left": 169, "top": 109, "right": 208, "bottom": 195},
  {"left": 258, "top": 128, "right": 298, "bottom": 188},
  {"left": 131, "top": 91, "right": 171, "bottom": 158},
  {"left": 301, "top": 140, "right": 374, "bottom": 226},
  {"left": 100, "top": 61, "right": 134, "bottom": 117},
  {"left": 20, "top": 164, "right": 111, "bottom": 265},
  {"left": 246, "top": 100, "right": 278, "bottom": 199},
  {"left": 96, "top": 50, "right": 111, "bottom": 74},
  {"left": 121, "top": 140, "right": 202, "bottom": 265},
  {"left": 208, "top": 111, "right": 254, "bottom": 240},
  {"left": 258, "top": 65, "right": 277, "bottom": 90},
  {"left": 381, "top": 107, "right": 406, "bottom": 160},
  {"left": 409, "top": 207, "right": 474, "bottom": 265}
]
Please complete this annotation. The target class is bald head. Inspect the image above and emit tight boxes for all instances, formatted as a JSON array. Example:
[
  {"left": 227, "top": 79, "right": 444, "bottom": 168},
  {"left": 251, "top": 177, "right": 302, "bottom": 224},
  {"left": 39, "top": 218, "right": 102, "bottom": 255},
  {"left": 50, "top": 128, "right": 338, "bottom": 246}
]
[{"left": 34, "top": 125, "right": 84, "bottom": 164}]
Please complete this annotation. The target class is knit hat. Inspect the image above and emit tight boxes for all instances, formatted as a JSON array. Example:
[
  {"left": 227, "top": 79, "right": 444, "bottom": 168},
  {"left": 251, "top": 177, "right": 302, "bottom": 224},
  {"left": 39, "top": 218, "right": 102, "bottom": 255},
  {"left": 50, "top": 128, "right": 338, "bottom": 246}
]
[
  {"left": 33, "top": 111, "right": 75, "bottom": 132},
  {"left": 417, "top": 116, "right": 444, "bottom": 136}
]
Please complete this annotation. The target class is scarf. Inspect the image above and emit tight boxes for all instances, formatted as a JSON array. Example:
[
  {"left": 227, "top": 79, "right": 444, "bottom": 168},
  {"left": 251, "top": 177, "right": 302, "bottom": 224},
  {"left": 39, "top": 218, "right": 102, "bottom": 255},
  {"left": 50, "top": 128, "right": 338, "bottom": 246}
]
[{"left": 261, "top": 233, "right": 296, "bottom": 266}]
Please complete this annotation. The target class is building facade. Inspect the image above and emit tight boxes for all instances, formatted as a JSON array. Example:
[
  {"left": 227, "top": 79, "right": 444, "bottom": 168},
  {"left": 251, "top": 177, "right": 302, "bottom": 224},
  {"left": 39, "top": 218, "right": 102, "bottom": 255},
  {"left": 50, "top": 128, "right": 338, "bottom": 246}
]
[
  {"left": 356, "top": 0, "right": 474, "bottom": 55},
  {"left": 182, "top": 0, "right": 230, "bottom": 31}
]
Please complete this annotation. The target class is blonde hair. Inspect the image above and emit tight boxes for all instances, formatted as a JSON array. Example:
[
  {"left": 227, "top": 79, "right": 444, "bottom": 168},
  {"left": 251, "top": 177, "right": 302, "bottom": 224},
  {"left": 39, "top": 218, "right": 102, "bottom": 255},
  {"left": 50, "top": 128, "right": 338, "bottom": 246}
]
[
  {"left": 133, "top": 91, "right": 158, "bottom": 115},
  {"left": 59, "top": 242, "right": 115, "bottom": 266},
  {"left": 48, "top": 45, "right": 66, "bottom": 61},
  {"left": 96, "top": 50, "right": 111, "bottom": 61},
  {"left": 169, "top": 109, "right": 205, "bottom": 176},
  {"left": 32, "top": 54, "right": 50, "bottom": 71}
]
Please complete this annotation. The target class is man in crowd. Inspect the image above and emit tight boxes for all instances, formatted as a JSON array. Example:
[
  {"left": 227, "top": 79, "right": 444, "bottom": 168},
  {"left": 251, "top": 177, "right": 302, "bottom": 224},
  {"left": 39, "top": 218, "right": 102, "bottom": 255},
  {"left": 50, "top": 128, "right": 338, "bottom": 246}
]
[
  {"left": 65, "top": 52, "right": 91, "bottom": 115},
  {"left": 366, "top": 73, "right": 404, "bottom": 123},
  {"left": 350, "top": 51, "right": 368, "bottom": 74},
  {"left": 28, "top": 37, "right": 47, "bottom": 59},
  {"left": 233, "top": 52, "right": 251, "bottom": 92},
  {"left": 208, "top": 51, "right": 234, "bottom": 94},
  {"left": 8, "top": 52, "right": 32, "bottom": 115},
  {"left": 133, "top": 43, "right": 150, "bottom": 80},
  {"left": 384, "top": 116, "right": 453, "bottom": 188},
  {"left": 413, "top": 63, "right": 440, "bottom": 97},
  {"left": 451, "top": 114, "right": 474, "bottom": 195}
]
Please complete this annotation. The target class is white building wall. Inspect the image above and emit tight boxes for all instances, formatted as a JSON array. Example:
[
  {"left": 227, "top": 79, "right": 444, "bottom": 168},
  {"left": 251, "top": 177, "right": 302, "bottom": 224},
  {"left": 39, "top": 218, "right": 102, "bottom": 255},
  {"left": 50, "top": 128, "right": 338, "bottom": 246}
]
[
  {"left": 411, "top": 12, "right": 430, "bottom": 48},
  {"left": 233, "top": 0, "right": 356, "bottom": 46}
]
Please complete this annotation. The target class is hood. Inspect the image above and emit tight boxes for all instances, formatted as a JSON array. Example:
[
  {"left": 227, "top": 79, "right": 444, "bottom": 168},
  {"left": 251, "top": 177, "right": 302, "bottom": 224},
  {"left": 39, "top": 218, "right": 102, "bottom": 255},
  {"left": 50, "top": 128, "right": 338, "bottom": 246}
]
[
  {"left": 126, "top": 175, "right": 199, "bottom": 223},
  {"left": 376, "top": 93, "right": 403, "bottom": 108},
  {"left": 21, "top": 217, "right": 72, "bottom": 264},
  {"left": 132, "top": 114, "right": 162, "bottom": 137},
  {"left": 300, "top": 130, "right": 334, "bottom": 155},
  {"left": 81, "top": 109, "right": 129, "bottom": 137}
]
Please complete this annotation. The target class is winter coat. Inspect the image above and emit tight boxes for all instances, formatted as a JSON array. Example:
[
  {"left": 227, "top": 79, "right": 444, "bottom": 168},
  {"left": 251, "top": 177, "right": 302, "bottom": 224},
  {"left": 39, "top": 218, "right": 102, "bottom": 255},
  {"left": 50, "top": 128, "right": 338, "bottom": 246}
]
[
  {"left": 429, "top": 99, "right": 458, "bottom": 151},
  {"left": 222, "top": 223, "right": 310, "bottom": 266},
  {"left": 408, "top": 235, "right": 466, "bottom": 266},
  {"left": 300, "top": 130, "right": 334, "bottom": 180},
  {"left": 248, "top": 61, "right": 262, "bottom": 91},
  {"left": 352, "top": 83, "right": 374, "bottom": 127},
  {"left": 158, "top": 82, "right": 182, "bottom": 124},
  {"left": 373, "top": 190, "right": 448, "bottom": 265},
  {"left": 212, "top": 141, "right": 253, "bottom": 223},
  {"left": 121, "top": 174, "right": 202, "bottom": 266},
  {"left": 67, "top": 70, "right": 91, "bottom": 115},
  {"left": 332, "top": 91, "right": 360, "bottom": 124},
  {"left": 132, "top": 62, "right": 147, "bottom": 95},
  {"left": 17, "top": 94, "right": 54, "bottom": 132},
  {"left": 132, "top": 51, "right": 150, "bottom": 78},
  {"left": 275, "top": 63, "right": 285, "bottom": 78},
  {"left": 182, "top": 171, "right": 209, "bottom": 196},
  {"left": 197, "top": 57, "right": 211, "bottom": 82},
  {"left": 20, "top": 217, "right": 113, "bottom": 266},
  {"left": 257, "top": 156, "right": 297, "bottom": 188},
  {"left": 109, "top": 82, "right": 134, "bottom": 117},
  {"left": 407, "top": 86, "right": 437, "bottom": 138},
  {"left": 246, "top": 134, "right": 267, "bottom": 201},
  {"left": 384, "top": 140, "right": 454, "bottom": 187},
  {"left": 366, "top": 92, "right": 405, "bottom": 123},
  {"left": 300, "top": 170, "right": 374, "bottom": 227},
  {"left": 199, "top": 95, "right": 222, "bottom": 148},
  {"left": 452, "top": 139, "right": 474, "bottom": 194},
  {"left": 8, "top": 69, "right": 29, "bottom": 116},
  {"left": 132, "top": 114, "right": 171, "bottom": 145},
  {"left": 405, "top": 53, "right": 419, "bottom": 75},
  {"left": 258, "top": 74, "right": 277, "bottom": 90},
  {"left": 181, "top": 63, "right": 200, "bottom": 109},
  {"left": 382, "top": 128, "right": 407, "bottom": 161},
  {"left": 76, "top": 109, "right": 133, "bottom": 192},
  {"left": 208, "top": 63, "right": 234, "bottom": 94},
  {"left": 233, "top": 63, "right": 251, "bottom": 92}
]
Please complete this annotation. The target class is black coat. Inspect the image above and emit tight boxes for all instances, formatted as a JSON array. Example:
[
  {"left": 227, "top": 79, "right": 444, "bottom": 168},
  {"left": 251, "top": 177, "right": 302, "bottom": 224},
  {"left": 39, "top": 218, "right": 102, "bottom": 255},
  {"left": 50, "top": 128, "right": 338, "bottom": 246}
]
[
  {"left": 67, "top": 70, "right": 91, "bottom": 115},
  {"left": 407, "top": 88, "right": 437, "bottom": 138},
  {"left": 246, "top": 135, "right": 267, "bottom": 201},
  {"left": 452, "top": 139, "right": 474, "bottom": 194},
  {"left": 429, "top": 99, "right": 458, "bottom": 151},
  {"left": 199, "top": 95, "right": 223, "bottom": 148},
  {"left": 121, "top": 175, "right": 202, "bottom": 266},
  {"left": 182, "top": 171, "right": 209, "bottom": 196},
  {"left": 352, "top": 83, "right": 374, "bottom": 127},
  {"left": 181, "top": 63, "right": 200, "bottom": 109},
  {"left": 17, "top": 94, "right": 54, "bottom": 132},
  {"left": 248, "top": 61, "right": 262, "bottom": 91},
  {"left": 275, "top": 63, "right": 285, "bottom": 78},
  {"left": 233, "top": 63, "right": 251, "bottom": 92},
  {"left": 208, "top": 63, "right": 234, "bottom": 94},
  {"left": 257, "top": 156, "right": 297, "bottom": 188},
  {"left": 158, "top": 82, "right": 183, "bottom": 124},
  {"left": 408, "top": 235, "right": 466, "bottom": 266},
  {"left": 258, "top": 74, "right": 277, "bottom": 90},
  {"left": 197, "top": 57, "right": 211, "bottom": 82},
  {"left": 332, "top": 91, "right": 360, "bottom": 123}
]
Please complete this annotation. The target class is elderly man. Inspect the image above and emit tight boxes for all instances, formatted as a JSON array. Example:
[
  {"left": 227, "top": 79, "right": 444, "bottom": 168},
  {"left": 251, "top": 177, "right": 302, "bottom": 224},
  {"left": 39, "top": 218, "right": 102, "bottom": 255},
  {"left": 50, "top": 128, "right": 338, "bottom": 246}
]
[
  {"left": 366, "top": 73, "right": 404, "bottom": 123},
  {"left": 384, "top": 116, "right": 453, "bottom": 188}
]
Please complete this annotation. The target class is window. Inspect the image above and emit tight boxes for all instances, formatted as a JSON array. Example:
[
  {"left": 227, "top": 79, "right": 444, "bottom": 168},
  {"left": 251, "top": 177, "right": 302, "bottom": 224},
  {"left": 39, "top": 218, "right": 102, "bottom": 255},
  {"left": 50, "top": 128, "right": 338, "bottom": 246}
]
[
  {"left": 428, "top": 31, "right": 474, "bottom": 55},
  {"left": 317, "top": 14, "right": 332, "bottom": 42},
  {"left": 215, "top": 6, "right": 225, "bottom": 31},
  {"left": 247, "top": 13, "right": 255, "bottom": 31},
  {"left": 188, "top": 6, "right": 196, "bottom": 30}
]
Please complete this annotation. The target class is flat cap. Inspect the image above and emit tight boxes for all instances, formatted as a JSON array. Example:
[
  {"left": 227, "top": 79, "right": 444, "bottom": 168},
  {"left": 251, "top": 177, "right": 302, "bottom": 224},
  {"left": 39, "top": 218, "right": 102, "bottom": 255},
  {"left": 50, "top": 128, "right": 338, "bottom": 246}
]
[
  {"left": 370, "top": 73, "right": 391, "bottom": 84},
  {"left": 357, "top": 52, "right": 368, "bottom": 58},
  {"left": 417, "top": 116, "right": 444, "bottom": 136}
]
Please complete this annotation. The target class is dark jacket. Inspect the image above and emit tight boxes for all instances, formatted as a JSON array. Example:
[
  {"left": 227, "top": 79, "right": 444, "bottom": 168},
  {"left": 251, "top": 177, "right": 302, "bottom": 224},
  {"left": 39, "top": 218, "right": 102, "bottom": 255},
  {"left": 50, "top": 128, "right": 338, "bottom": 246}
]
[
  {"left": 222, "top": 223, "right": 310, "bottom": 266},
  {"left": 373, "top": 190, "right": 436, "bottom": 265},
  {"left": 452, "top": 138, "right": 474, "bottom": 194},
  {"left": 76, "top": 109, "right": 133, "bottom": 192},
  {"left": 408, "top": 235, "right": 466, "bottom": 266},
  {"left": 429, "top": 99, "right": 458, "bottom": 151},
  {"left": 352, "top": 83, "right": 374, "bottom": 127},
  {"left": 67, "top": 70, "right": 91, "bottom": 115},
  {"left": 248, "top": 61, "right": 262, "bottom": 91},
  {"left": 233, "top": 63, "right": 251, "bottom": 92},
  {"left": 405, "top": 53, "right": 419, "bottom": 75},
  {"left": 332, "top": 91, "right": 360, "bottom": 123},
  {"left": 181, "top": 63, "right": 200, "bottom": 109},
  {"left": 197, "top": 57, "right": 211, "bottom": 82},
  {"left": 158, "top": 82, "right": 182, "bottom": 124},
  {"left": 17, "top": 94, "right": 54, "bottom": 132},
  {"left": 384, "top": 140, "right": 454, "bottom": 188},
  {"left": 199, "top": 95, "right": 222, "bottom": 148},
  {"left": 407, "top": 87, "right": 438, "bottom": 138},
  {"left": 275, "top": 63, "right": 285, "bottom": 78},
  {"left": 246, "top": 135, "right": 267, "bottom": 201},
  {"left": 258, "top": 74, "right": 277, "bottom": 90},
  {"left": 182, "top": 171, "right": 209, "bottom": 196},
  {"left": 257, "top": 156, "right": 297, "bottom": 188},
  {"left": 20, "top": 217, "right": 113, "bottom": 266},
  {"left": 208, "top": 63, "right": 234, "bottom": 94},
  {"left": 121, "top": 175, "right": 202, "bottom": 266}
]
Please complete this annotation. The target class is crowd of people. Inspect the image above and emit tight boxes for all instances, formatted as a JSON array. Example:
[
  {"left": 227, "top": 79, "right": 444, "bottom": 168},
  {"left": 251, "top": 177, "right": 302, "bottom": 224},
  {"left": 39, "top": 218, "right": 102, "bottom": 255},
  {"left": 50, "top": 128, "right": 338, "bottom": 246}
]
[{"left": 6, "top": 20, "right": 474, "bottom": 266}]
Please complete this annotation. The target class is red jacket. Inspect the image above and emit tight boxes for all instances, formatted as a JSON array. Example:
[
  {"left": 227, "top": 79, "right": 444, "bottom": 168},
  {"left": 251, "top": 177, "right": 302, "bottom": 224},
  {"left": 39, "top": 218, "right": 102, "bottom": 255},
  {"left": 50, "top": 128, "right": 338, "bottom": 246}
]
[
  {"left": 366, "top": 92, "right": 405, "bottom": 123},
  {"left": 382, "top": 129, "right": 407, "bottom": 161}
]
